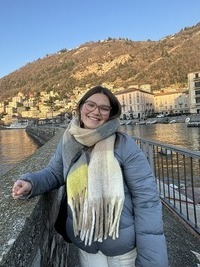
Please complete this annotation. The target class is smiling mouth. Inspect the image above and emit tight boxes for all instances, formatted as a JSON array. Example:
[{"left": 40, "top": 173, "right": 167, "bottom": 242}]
[{"left": 88, "top": 116, "right": 100, "bottom": 121}]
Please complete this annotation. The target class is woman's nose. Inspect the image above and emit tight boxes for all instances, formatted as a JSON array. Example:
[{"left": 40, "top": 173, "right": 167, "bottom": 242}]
[{"left": 92, "top": 106, "right": 101, "bottom": 114}]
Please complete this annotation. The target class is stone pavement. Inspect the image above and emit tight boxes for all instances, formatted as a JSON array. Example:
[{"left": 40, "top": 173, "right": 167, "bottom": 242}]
[
  {"left": 67, "top": 204, "right": 200, "bottom": 267},
  {"left": 163, "top": 205, "right": 200, "bottom": 267}
]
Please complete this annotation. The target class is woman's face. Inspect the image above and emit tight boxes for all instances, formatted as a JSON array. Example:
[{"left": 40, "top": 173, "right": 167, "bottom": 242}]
[{"left": 80, "top": 93, "right": 111, "bottom": 129}]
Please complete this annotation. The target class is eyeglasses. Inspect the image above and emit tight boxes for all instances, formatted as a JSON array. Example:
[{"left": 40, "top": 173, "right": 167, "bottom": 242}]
[{"left": 84, "top": 100, "right": 112, "bottom": 115}]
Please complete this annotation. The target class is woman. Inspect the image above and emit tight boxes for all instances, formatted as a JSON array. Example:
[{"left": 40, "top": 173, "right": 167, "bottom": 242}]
[{"left": 12, "top": 86, "right": 168, "bottom": 267}]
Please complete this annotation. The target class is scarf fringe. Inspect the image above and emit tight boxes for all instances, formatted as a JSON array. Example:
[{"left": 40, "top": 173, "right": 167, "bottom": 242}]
[{"left": 69, "top": 196, "right": 125, "bottom": 246}]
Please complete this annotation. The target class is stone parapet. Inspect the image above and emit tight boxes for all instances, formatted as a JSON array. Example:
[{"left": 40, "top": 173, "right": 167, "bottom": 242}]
[
  {"left": 26, "top": 125, "right": 57, "bottom": 145},
  {"left": 0, "top": 127, "right": 72, "bottom": 267}
]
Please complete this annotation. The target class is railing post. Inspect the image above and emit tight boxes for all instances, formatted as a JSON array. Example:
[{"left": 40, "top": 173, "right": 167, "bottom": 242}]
[{"left": 148, "top": 144, "right": 154, "bottom": 174}]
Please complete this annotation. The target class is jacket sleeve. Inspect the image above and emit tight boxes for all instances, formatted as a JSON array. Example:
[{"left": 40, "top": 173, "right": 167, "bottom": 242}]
[
  {"left": 117, "top": 133, "right": 168, "bottom": 267},
  {"left": 19, "top": 138, "right": 65, "bottom": 198}
]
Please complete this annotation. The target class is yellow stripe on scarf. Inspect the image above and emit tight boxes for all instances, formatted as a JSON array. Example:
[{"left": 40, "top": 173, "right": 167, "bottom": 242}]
[{"left": 67, "top": 164, "right": 88, "bottom": 199}]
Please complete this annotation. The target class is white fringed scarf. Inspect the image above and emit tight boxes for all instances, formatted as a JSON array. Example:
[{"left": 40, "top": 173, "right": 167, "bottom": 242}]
[{"left": 62, "top": 117, "right": 125, "bottom": 246}]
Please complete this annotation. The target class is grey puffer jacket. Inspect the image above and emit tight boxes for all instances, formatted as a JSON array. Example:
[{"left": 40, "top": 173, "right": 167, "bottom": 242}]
[{"left": 20, "top": 131, "right": 168, "bottom": 267}]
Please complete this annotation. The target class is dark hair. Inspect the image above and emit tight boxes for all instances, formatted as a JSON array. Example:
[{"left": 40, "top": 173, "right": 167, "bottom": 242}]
[{"left": 76, "top": 86, "right": 121, "bottom": 119}]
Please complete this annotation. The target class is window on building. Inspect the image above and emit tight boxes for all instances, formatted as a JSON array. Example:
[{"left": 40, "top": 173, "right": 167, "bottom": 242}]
[{"left": 195, "top": 81, "right": 200, "bottom": 87}]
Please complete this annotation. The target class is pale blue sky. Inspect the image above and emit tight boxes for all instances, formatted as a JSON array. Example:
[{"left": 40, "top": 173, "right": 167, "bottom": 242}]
[{"left": 0, "top": 0, "right": 199, "bottom": 78}]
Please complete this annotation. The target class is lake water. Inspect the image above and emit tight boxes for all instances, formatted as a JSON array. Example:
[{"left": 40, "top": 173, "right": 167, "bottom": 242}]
[
  {"left": 0, "top": 129, "right": 39, "bottom": 177},
  {"left": 0, "top": 123, "right": 199, "bottom": 177},
  {"left": 120, "top": 122, "right": 200, "bottom": 151}
]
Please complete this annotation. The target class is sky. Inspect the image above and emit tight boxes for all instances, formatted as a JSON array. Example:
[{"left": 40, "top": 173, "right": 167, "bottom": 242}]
[{"left": 0, "top": 0, "right": 200, "bottom": 79}]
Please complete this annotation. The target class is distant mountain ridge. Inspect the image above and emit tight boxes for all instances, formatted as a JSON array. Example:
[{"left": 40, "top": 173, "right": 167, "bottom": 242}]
[{"left": 0, "top": 23, "right": 200, "bottom": 101}]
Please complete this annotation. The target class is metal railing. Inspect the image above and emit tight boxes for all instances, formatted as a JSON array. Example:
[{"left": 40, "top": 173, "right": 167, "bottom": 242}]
[{"left": 132, "top": 137, "right": 200, "bottom": 235}]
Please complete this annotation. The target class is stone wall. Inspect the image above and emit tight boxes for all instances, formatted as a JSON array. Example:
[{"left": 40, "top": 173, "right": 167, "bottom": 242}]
[
  {"left": 25, "top": 125, "right": 57, "bottom": 145},
  {"left": 0, "top": 127, "right": 74, "bottom": 267}
]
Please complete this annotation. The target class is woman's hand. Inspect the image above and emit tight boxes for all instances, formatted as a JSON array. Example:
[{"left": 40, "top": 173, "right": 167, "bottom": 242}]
[{"left": 12, "top": 180, "right": 32, "bottom": 199}]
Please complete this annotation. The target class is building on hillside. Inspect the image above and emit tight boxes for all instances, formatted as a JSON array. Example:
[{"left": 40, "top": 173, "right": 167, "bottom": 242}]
[
  {"left": 5, "top": 104, "right": 15, "bottom": 115},
  {"left": 12, "top": 95, "right": 23, "bottom": 106},
  {"left": 188, "top": 71, "right": 200, "bottom": 114},
  {"left": 115, "top": 87, "right": 154, "bottom": 119},
  {"left": 153, "top": 89, "right": 189, "bottom": 115},
  {"left": 23, "top": 98, "right": 35, "bottom": 108},
  {"left": 1, "top": 114, "right": 13, "bottom": 125},
  {"left": 21, "top": 108, "right": 40, "bottom": 119}
]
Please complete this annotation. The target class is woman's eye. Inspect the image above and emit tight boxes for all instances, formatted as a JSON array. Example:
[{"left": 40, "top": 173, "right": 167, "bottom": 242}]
[
  {"left": 88, "top": 103, "right": 95, "bottom": 108},
  {"left": 101, "top": 107, "right": 110, "bottom": 111}
]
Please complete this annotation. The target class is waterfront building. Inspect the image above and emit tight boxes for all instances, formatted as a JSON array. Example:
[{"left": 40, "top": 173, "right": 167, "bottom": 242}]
[
  {"left": 188, "top": 71, "right": 200, "bottom": 114},
  {"left": 115, "top": 86, "right": 154, "bottom": 119},
  {"left": 153, "top": 89, "right": 189, "bottom": 115}
]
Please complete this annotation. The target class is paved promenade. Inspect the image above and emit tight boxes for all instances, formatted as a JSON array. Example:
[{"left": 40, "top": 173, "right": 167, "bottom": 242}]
[
  {"left": 67, "top": 204, "right": 200, "bottom": 267},
  {"left": 163, "top": 205, "right": 200, "bottom": 267}
]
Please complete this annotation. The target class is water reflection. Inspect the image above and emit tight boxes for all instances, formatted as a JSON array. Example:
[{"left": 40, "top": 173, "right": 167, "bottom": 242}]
[
  {"left": 120, "top": 123, "right": 200, "bottom": 151},
  {"left": 1, "top": 124, "right": 199, "bottom": 177},
  {"left": 0, "top": 129, "right": 39, "bottom": 176}
]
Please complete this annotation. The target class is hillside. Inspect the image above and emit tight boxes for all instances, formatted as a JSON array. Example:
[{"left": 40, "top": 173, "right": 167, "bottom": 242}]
[{"left": 0, "top": 23, "right": 200, "bottom": 101}]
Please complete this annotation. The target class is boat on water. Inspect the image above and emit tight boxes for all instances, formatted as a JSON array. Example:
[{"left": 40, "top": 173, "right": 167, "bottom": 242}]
[
  {"left": 120, "top": 120, "right": 133, "bottom": 125},
  {"left": 126, "top": 120, "right": 133, "bottom": 125},
  {"left": 187, "top": 121, "right": 200, "bottom": 127},
  {"left": 120, "top": 120, "right": 126, "bottom": 125},
  {"left": 169, "top": 119, "right": 176, "bottom": 124},
  {"left": 5, "top": 121, "right": 28, "bottom": 129},
  {"left": 185, "top": 117, "right": 191, "bottom": 123},
  {"left": 135, "top": 121, "right": 146, "bottom": 125},
  {"left": 146, "top": 119, "right": 157, "bottom": 124}
]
